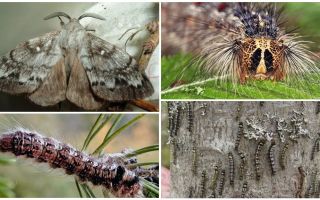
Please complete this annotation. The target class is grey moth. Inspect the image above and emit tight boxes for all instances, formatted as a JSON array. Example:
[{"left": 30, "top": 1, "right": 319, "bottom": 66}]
[{"left": 0, "top": 12, "right": 154, "bottom": 110}]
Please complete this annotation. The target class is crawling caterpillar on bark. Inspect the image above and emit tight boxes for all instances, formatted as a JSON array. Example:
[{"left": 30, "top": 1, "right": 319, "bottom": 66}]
[
  {"left": 186, "top": 102, "right": 194, "bottom": 133},
  {"left": 191, "top": 146, "right": 197, "bottom": 175},
  {"left": 279, "top": 141, "right": 289, "bottom": 170},
  {"left": 218, "top": 169, "right": 226, "bottom": 196},
  {"left": 238, "top": 151, "right": 247, "bottom": 180},
  {"left": 235, "top": 122, "right": 244, "bottom": 151},
  {"left": 228, "top": 152, "right": 235, "bottom": 186},
  {"left": 296, "top": 166, "right": 306, "bottom": 198},
  {"left": 241, "top": 181, "right": 248, "bottom": 198},
  {"left": 0, "top": 130, "right": 141, "bottom": 197},
  {"left": 268, "top": 140, "right": 276, "bottom": 176},
  {"left": 311, "top": 136, "right": 320, "bottom": 160},
  {"left": 200, "top": 170, "right": 207, "bottom": 198},
  {"left": 255, "top": 140, "right": 266, "bottom": 181},
  {"left": 210, "top": 163, "right": 220, "bottom": 194}
]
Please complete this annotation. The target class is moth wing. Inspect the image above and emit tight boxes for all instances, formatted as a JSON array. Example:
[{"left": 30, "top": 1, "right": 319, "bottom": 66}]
[
  {"left": 79, "top": 33, "right": 154, "bottom": 101},
  {"left": 0, "top": 31, "right": 67, "bottom": 106},
  {"left": 66, "top": 53, "right": 105, "bottom": 110}
]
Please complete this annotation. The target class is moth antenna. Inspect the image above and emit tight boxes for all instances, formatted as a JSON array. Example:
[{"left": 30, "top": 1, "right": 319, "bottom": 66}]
[
  {"left": 44, "top": 12, "right": 71, "bottom": 21},
  {"left": 119, "top": 28, "right": 143, "bottom": 52},
  {"left": 78, "top": 13, "right": 106, "bottom": 21}
]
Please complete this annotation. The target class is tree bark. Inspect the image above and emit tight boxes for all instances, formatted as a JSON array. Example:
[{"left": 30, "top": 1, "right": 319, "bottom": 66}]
[{"left": 167, "top": 101, "right": 320, "bottom": 198}]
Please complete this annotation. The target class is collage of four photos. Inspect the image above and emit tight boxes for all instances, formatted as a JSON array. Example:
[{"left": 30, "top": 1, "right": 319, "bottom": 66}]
[{"left": 0, "top": 1, "right": 319, "bottom": 199}]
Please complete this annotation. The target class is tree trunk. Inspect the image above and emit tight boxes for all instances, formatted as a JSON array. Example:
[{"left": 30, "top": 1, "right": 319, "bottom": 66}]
[{"left": 167, "top": 101, "right": 320, "bottom": 198}]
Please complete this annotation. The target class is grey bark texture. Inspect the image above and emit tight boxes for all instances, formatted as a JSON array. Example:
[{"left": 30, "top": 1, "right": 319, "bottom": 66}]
[{"left": 166, "top": 101, "right": 320, "bottom": 198}]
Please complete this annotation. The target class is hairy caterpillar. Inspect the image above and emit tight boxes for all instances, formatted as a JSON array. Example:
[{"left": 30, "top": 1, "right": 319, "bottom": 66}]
[
  {"left": 241, "top": 181, "right": 248, "bottom": 198},
  {"left": 171, "top": 137, "right": 177, "bottom": 165},
  {"left": 259, "top": 102, "right": 265, "bottom": 107},
  {"left": 218, "top": 169, "right": 226, "bottom": 196},
  {"left": 167, "top": 102, "right": 174, "bottom": 137},
  {"left": 255, "top": 140, "right": 266, "bottom": 181},
  {"left": 296, "top": 166, "right": 306, "bottom": 198},
  {"left": 279, "top": 141, "right": 289, "bottom": 170},
  {"left": 210, "top": 163, "right": 221, "bottom": 194},
  {"left": 311, "top": 136, "right": 320, "bottom": 161},
  {"left": 238, "top": 151, "right": 247, "bottom": 180},
  {"left": 172, "top": 103, "right": 182, "bottom": 136},
  {"left": 191, "top": 146, "right": 197, "bottom": 175},
  {"left": 162, "top": 3, "right": 319, "bottom": 84},
  {"left": 235, "top": 122, "right": 244, "bottom": 151},
  {"left": 186, "top": 101, "right": 194, "bottom": 133},
  {"left": 200, "top": 170, "right": 207, "bottom": 198},
  {"left": 0, "top": 130, "right": 141, "bottom": 197},
  {"left": 268, "top": 140, "right": 276, "bottom": 176},
  {"left": 228, "top": 152, "right": 235, "bottom": 186}
]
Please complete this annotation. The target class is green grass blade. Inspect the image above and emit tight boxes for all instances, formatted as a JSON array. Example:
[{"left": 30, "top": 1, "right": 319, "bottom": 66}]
[
  {"left": 127, "top": 162, "right": 158, "bottom": 168},
  {"left": 93, "top": 114, "right": 145, "bottom": 155},
  {"left": 74, "top": 180, "right": 83, "bottom": 198},
  {"left": 141, "top": 179, "right": 159, "bottom": 197},
  {"left": 0, "top": 157, "right": 15, "bottom": 165},
  {"left": 125, "top": 144, "right": 159, "bottom": 157},
  {"left": 81, "top": 114, "right": 105, "bottom": 151}
]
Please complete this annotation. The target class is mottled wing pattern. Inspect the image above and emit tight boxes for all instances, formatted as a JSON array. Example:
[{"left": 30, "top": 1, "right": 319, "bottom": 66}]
[
  {"left": 66, "top": 53, "right": 104, "bottom": 110},
  {"left": 0, "top": 31, "right": 67, "bottom": 106},
  {"left": 80, "top": 33, "right": 154, "bottom": 101}
]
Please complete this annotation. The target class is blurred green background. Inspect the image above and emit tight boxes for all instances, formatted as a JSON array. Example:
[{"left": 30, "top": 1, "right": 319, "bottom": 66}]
[
  {"left": 0, "top": 114, "right": 158, "bottom": 197},
  {"left": 161, "top": 3, "right": 320, "bottom": 99}
]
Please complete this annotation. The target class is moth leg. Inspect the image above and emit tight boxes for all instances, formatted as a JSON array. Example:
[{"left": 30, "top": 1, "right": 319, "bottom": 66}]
[
  {"left": 138, "top": 20, "right": 159, "bottom": 71},
  {"left": 129, "top": 20, "right": 159, "bottom": 112}
]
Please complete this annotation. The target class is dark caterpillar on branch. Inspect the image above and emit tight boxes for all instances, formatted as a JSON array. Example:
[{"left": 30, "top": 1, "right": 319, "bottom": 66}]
[
  {"left": 228, "top": 152, "right": 235, "bottom": 186},
  {"left": 255, "top": 140, "right": 266, "bottom": 181},
  {"left": 0, "top": 130, "right": 141, "bottom": 197},
  {"left": 268, "top": 140, "right": 276, "bottom": 176}
]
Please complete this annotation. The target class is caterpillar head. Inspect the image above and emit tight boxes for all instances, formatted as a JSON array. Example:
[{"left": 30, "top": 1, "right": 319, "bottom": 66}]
[
  {"left": 199, "top": 3, "right": 318, "bottom": 84},
  {"left": 238, "top": 37, "right": 285, "bottom": 83}
]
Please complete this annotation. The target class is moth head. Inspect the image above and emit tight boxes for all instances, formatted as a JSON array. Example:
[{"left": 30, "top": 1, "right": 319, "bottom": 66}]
[
  {"left": 44, "top": 12, "right": 105, "bottom": 26},
  {"left": 239, "top": 37, "right": 285, "bottom": 81}
]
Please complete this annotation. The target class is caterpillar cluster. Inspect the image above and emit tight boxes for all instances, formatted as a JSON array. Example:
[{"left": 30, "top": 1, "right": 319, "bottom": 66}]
[
  {"left": 255, "top": 140, "right": 266, "bottom": 181},
  {"left": 218, "top": 169, "right": 226, "bottom": 196},
  {"left": 200, "top": 170, "right": 207, "bottom": 198},
  {"left": 268, "top": 140, "right": 276, "bottom": 176},
  {"left": 186, "top": 102, "right": 194, "bottom": 133},
  {"left": 279, "top": 142, "right": 289, "bottom": 170},
  {"left": 234, "top": 122, "right": 244, "bottom": 151},
  {"left": 228, "top": 152, "right": 235, "bottom": 186},
  {"left": 0, "top": 130, "right": 141, "bottom": 197}
]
